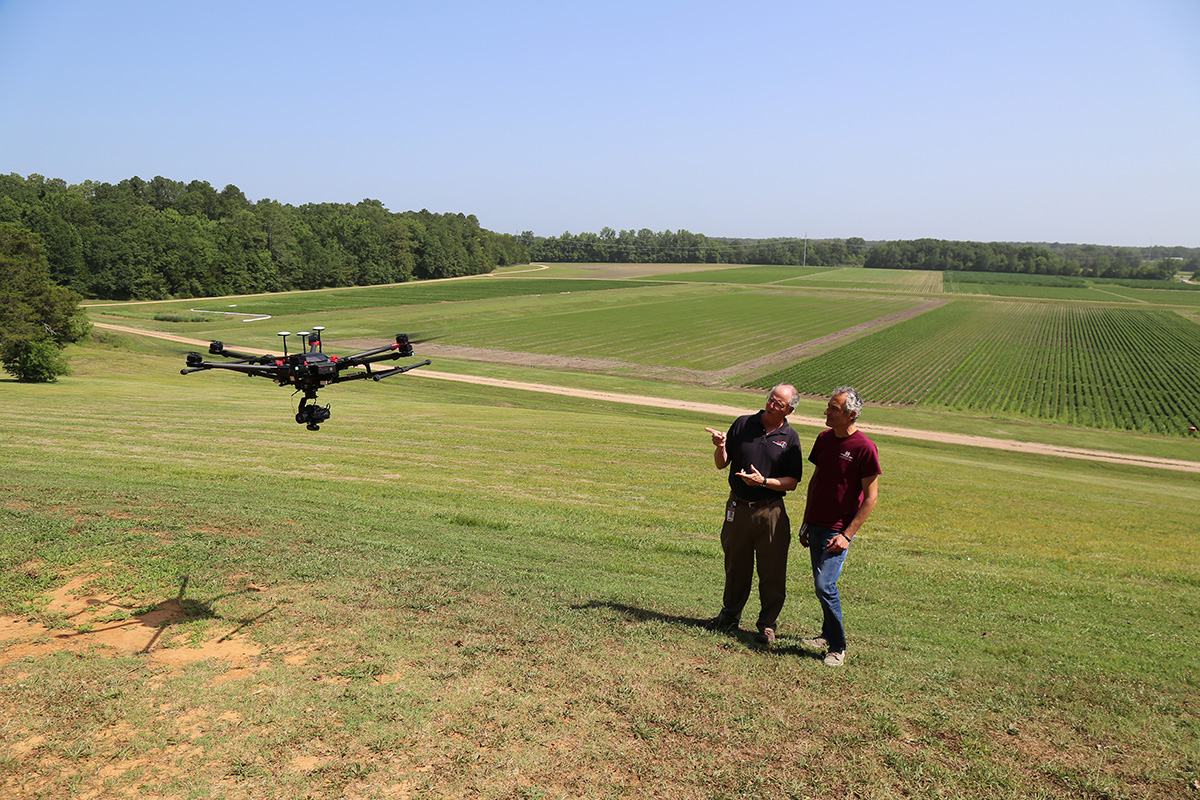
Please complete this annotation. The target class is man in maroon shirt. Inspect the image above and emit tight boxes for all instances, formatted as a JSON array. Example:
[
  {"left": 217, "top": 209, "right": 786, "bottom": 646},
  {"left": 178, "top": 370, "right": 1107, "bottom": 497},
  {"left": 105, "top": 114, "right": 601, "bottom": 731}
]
[{"left": 799, "top": 387, "right": 881, "bottom": 667}]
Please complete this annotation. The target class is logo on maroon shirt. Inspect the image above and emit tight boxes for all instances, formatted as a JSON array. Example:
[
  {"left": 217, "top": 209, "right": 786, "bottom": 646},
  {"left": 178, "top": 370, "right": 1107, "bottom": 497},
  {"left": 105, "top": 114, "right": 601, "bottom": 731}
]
[{"left": 839, "top": 450, "right": 854, "bottom": 462}]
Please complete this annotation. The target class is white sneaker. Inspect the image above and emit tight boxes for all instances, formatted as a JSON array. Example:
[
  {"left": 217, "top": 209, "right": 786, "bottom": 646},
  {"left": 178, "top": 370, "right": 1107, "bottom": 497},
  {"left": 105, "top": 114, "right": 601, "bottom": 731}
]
[
  {"left": 823, "top": 650, "right": 845, "bottom": 667},
  {"left": 801, "top": 637, "right": 828, "bottom": 650}
]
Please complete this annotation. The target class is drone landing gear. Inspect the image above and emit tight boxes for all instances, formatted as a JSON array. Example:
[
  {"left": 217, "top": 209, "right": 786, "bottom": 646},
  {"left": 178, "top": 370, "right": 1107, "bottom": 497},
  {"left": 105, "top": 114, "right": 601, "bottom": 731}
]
[{"left": 296, "top": 394, "right": 331, "bottom": 431}]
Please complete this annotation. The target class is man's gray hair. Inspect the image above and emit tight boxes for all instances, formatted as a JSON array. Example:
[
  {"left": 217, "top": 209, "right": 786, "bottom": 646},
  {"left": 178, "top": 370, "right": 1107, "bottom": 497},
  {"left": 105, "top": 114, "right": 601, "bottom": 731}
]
[
  {"left": 770, "top": 383, "right": 800, "bottom": 409},
  {"left": 832, "top": 386, "right": 863, "bottom": 419}
]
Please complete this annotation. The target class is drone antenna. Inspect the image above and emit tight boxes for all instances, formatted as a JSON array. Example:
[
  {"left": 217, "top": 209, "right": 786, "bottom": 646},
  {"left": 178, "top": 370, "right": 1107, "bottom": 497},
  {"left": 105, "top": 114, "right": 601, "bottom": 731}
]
[
  {"left": 277, "top": 331, "right": 291, "bottom": 357},
  {"left": 297, "top": 331, "right": 310, "bottom": 351},
  {"left": 312, "top": 326, "right": 325, "bottom": 353}
]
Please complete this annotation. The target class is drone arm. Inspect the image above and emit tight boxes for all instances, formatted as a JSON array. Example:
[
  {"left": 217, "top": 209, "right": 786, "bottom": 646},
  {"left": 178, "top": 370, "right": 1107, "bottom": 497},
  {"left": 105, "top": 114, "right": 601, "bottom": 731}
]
[
  {"left": 338, "top": 351, "right": 408, "bottom": 371},
  {"left": 207, "top": 341, "right": 276, "bottom": 362},
  {"left": 341, "top": 344, "right": 395, "bottom": 360},
  {"left": 340, "top": 334, "right": 415, "bottom": 364},
  {"left": 330, "top": 371, "right": 374, "bottom": 384},
  {"left": 328, "top": 356, "right": 428, "bottom": 383},
  {"left": 180, "top": 360, "right": 281, "bottom": 378},
  {"left": 371, "top": 359, "right": 431, "bottom": 381}
]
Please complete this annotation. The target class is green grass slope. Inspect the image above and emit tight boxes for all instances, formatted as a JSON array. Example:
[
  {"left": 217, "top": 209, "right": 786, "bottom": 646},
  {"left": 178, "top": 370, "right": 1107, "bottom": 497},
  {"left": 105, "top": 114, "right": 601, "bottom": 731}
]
[{"left": 2, "top": 331, "right": 1197, "bottom": 798}]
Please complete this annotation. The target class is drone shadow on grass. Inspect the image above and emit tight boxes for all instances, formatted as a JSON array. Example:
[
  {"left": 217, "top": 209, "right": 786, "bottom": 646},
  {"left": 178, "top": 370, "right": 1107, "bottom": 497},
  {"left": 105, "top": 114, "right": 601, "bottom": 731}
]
[
  {"left": 53, "top": 575, "right": 279, "bottom": 654},
  {"left": 572, "top": 600, "right": 823, "bottom": 661}
]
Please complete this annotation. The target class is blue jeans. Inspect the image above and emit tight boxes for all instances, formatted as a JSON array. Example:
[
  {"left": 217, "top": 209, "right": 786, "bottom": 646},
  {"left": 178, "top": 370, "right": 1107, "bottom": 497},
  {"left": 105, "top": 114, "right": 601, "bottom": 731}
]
[{"left": 806, "top": 524, "right": 849, "bottom": 652}]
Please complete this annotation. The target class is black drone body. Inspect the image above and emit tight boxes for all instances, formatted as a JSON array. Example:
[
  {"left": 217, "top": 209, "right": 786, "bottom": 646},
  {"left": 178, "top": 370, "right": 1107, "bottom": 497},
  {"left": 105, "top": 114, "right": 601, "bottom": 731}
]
[{"left": 181, "top": 327, "right": 430, "bottom": 430}]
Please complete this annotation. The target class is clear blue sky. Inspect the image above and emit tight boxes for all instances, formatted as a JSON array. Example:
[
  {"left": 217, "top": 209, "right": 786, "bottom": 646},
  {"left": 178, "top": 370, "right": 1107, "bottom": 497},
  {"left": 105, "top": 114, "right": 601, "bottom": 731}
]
[{"left": 1, "top": 0, "right": 1197, "bottom": 246}]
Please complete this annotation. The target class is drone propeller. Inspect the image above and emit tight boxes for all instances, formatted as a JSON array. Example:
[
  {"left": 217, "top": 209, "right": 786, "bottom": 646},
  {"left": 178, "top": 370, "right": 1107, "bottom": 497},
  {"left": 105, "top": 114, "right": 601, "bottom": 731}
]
[{"left": 404, "top": 332, "right": 445, "bottom": 345}]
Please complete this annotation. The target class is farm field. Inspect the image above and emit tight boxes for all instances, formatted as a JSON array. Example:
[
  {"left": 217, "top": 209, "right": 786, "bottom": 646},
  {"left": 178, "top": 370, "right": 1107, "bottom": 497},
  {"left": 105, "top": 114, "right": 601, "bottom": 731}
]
[
  {"left": 2, "top": 325, "right": 1198, "bottom": 799},
  {"left": 943, "top": 271, "right": 1200, "bottom": 306},
  {"left": 85, "top": 263, "right": 1200, "bottom": 437},
  {"left": 779, "top": 267, "right": 946, "bottom": 294},
  {"left": 88, "top": 281, "right": 928, "bottom": 377},
  {"left": 641, "top": 265, "right": 838, "bottom": 284},
  {"left": 82, "top": 277, "right": 663, "bottom": 319}
]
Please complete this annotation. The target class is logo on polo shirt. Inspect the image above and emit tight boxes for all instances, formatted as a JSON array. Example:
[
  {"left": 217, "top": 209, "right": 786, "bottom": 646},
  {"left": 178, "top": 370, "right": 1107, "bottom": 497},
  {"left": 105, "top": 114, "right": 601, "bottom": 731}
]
[{"left": 771, "top": 439, "right": 787, "bottom": 449}]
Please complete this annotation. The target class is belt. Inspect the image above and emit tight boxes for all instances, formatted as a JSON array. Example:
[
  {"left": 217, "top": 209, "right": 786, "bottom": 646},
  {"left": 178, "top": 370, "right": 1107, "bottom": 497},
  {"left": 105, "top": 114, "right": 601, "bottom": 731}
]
[{"left": 729, "top": 494, "right": 782, "bottom": 509}]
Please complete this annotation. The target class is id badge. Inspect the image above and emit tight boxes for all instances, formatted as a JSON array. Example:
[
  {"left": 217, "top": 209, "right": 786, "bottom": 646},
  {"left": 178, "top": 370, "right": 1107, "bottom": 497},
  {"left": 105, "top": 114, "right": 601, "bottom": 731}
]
[{"left": 726, "top": 504, "right": 736, "bottom": 523}]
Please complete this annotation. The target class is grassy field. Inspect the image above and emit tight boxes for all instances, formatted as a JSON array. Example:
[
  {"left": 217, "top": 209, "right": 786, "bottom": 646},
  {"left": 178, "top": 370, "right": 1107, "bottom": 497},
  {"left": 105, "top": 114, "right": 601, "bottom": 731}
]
[
  {"left": 3, "top": 265, "right": 1199, "bottom": 798},
  {"left": 83, "top": 278, "right": 665, "bottom": 318}
]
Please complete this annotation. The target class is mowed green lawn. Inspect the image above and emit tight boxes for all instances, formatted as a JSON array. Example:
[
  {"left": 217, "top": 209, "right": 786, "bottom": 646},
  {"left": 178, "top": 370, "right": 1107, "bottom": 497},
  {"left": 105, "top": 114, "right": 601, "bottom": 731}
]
[{"left": 2, "top": 320, "right": 1198, "bottom": 798}]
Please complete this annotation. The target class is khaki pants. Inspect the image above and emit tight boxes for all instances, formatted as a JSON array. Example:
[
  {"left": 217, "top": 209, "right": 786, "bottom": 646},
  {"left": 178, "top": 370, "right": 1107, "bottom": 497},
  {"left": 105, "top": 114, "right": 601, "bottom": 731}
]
[{"left": 720, "top": 496, "right": 791, "bottom": 631}]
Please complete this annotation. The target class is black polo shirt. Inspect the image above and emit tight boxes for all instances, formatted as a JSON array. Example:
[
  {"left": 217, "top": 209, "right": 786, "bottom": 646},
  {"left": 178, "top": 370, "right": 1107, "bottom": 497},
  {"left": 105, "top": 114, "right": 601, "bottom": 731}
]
[{"left": 725, "top": 411, "right": 805, "bottom": 502}]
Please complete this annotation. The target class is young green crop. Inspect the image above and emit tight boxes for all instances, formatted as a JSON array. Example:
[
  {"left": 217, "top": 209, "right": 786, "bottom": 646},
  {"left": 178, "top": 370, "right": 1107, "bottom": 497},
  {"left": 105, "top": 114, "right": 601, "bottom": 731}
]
[{"left": 757, "top": 300, "right": 1200, "bottom": 435}]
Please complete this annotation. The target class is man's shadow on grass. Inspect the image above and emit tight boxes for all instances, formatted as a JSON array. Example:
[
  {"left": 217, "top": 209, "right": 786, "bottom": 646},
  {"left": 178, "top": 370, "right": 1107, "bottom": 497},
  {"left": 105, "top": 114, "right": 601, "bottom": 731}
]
[{"left": 572, "top": 600, "right": 824, "bottom": 661}]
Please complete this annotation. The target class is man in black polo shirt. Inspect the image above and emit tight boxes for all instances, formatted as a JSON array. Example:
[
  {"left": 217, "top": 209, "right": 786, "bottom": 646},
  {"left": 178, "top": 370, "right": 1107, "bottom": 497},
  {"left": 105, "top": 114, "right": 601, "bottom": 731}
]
[{"left": 704, "top": 383, "right": 804, "bottom": 644}]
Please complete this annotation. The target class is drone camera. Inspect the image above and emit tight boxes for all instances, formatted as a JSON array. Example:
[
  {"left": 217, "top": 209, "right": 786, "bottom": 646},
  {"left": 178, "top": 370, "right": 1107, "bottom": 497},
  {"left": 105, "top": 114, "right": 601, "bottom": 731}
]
[{"left": 296, "top": 400, "right": 332, "bottom": 431}]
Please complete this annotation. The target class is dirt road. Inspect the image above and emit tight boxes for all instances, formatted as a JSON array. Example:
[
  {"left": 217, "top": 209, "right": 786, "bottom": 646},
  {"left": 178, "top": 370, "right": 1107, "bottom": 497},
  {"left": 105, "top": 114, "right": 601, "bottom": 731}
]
[{"left": 94, "top": 322, "right": 1200, "bottom": 473}]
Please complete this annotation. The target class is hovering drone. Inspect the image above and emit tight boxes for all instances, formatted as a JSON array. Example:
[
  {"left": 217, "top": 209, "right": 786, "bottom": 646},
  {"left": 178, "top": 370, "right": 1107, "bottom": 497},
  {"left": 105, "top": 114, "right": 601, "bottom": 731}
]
[{"left": 181, "top": 327, "right": 430, "bottom": 430}]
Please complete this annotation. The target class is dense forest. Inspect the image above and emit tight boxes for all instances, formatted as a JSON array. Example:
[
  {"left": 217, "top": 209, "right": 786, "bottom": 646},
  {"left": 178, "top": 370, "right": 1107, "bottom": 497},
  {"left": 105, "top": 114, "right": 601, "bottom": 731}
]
[
  {"left": 0, "top": 173, "right": 527, "bottom": 300},
  {"left": 3, "top": 172, "right": 1195, "bottom": 301}
]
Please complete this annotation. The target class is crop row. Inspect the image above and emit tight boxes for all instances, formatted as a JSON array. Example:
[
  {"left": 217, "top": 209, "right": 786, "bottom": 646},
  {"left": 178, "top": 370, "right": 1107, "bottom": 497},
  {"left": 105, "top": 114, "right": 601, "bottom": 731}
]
[{"left": 755, "top": 301, "right": 1200, "bottom": 436}]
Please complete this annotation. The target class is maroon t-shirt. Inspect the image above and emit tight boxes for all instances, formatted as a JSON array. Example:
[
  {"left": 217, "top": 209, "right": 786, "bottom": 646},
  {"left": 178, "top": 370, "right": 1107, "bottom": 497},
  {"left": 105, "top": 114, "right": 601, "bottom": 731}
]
[{"left": 806, "top": 429, "right": 881, "bottom": 531}]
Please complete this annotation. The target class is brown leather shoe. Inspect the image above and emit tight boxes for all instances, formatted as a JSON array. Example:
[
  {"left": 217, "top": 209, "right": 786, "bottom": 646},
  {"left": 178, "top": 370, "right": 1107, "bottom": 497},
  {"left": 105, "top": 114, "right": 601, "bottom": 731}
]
[{"left": 755, "top": 628, "right": 776, "bottom": 645}]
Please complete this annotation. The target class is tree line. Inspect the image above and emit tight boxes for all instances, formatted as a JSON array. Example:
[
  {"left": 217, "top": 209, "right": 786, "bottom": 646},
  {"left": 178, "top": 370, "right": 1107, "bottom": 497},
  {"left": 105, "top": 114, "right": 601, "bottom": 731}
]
[
  {"left": 3, "top": 173, "right": 1193, "bottom": 305},
  {"left": 0, "top": 173, "right": 528, "bottom": 300},
  {"left": 522, "top": 228, "right": 1195, "bottom": 278},
  {"left": 863, "top": 238, "right": 1197, "bottom": 279},
  {"left": 521, "top": 227, "right": 868, "bottom": 267}
]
